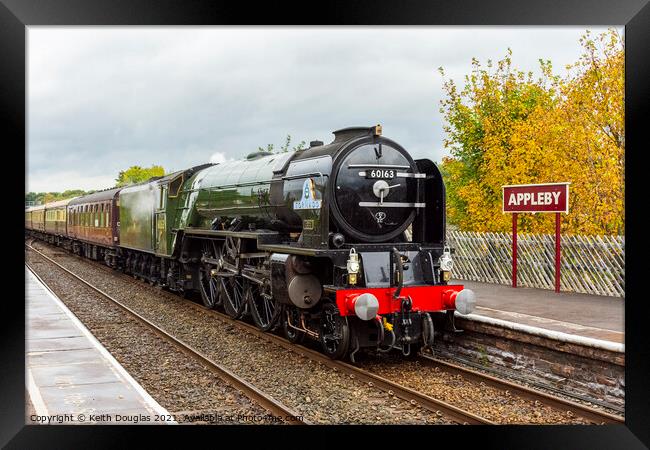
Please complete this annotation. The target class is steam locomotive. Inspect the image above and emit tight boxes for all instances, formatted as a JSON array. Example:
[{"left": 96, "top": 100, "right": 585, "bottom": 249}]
[{"left": 26, "top": 125, "right": 475, "bottom": 361}]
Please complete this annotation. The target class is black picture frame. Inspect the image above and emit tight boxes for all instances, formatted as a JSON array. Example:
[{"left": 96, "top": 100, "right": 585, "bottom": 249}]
[{"left": 4, "top": 0, "right": 648, "bottom": 447}]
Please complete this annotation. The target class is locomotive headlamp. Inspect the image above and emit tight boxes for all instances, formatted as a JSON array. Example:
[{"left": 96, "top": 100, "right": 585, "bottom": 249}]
[
  {"left": 347, "top": 248, "right": 360, "bottom": 286},
  {"left": 439, "top": 246, "right": 454, "bottom": 272},
  {"left": 439, "top": 246, "right": 454, "bottom": 282}
]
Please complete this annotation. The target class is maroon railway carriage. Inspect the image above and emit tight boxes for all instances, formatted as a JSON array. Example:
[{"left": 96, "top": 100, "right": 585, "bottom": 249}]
[{"left": 67, "top": 188, "right": 121, "bottom": 261}]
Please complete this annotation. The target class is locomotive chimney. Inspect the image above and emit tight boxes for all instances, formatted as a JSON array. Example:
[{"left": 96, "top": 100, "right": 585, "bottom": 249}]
[{"left": 332, "top": 125, "right": 382, "bottom": 142}]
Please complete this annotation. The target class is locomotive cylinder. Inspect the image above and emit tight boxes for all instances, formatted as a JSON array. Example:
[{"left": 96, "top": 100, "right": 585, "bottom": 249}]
[{"left": 270, "top": 253, "right": 322, "bottom": 309}]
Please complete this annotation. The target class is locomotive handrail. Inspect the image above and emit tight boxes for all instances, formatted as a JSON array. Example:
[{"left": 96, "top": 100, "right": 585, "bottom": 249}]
[
  {"left": 348, "top": 163, "right": 411, "bottom": 169},
  {"left": 179, "top": 171, "right": 329, "bottom": 194}
]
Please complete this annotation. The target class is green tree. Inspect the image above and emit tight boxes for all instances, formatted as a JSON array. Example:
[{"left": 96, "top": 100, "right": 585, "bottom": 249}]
[
  {"left": 115, "top": 165, "right": 165, "bottom": 187},
  {"left": 280, "top": 134, "right": 306, "bottom": 152},
  {"left": 25, "top": 189, "right": 93, "bottom": 205},
  {"left": 259, "top": 134, "right": 306, "bottom": 153}
]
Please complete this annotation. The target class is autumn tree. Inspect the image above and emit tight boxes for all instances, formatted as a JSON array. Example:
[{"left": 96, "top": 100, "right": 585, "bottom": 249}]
[
  {"left": 115, "top": 165, "right": 165, "bottom": 187},
  {"left": 439, "top": 29, "right": 624, "bottom": 235}
]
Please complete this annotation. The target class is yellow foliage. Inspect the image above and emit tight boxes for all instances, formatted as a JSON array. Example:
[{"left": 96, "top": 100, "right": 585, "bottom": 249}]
[{"left": 439, "top": 29, "right": 624, "bottom": 235}]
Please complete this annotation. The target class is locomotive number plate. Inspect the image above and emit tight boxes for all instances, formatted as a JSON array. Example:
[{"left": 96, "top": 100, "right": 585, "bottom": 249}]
[{"left": 366, "top": 169, "right": 396, "bottom": 179}]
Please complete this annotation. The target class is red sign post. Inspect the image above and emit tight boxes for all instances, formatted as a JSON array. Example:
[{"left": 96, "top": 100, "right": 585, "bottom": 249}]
[{"left": 502, "top": 183, "right": 570, "bottom": 293}]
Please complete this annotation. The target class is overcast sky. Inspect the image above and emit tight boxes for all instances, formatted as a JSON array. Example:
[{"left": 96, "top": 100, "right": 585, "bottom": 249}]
[{"left": 27, "top": 26, "right": 618, "bottom": 193}]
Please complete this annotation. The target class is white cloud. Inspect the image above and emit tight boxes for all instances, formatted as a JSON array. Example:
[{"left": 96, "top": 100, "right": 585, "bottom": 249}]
[
  {"left": 26, "top": 170, "right": 117, "bottom": 193},
  {"left": 209, "top": 151, "right": 232, "bottom": 164}
]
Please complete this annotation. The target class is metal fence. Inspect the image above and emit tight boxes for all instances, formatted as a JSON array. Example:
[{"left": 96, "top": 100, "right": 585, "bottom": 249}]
[{"left": 446, "top": 231, "right": 625, "bottom": 298}]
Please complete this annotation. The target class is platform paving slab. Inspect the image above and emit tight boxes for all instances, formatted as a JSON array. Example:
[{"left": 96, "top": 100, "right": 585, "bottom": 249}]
[
  {"left": 25, "top": 266, "right": 174, "bottom": 425},
  {"left": 452, "top": 279, "right": 624, "bottom": 343}
]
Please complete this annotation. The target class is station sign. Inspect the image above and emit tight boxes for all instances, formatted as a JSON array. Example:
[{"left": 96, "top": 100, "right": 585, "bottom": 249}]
[
  {"left": 502, "top": 182, "right": 570, "bottom": 294},
  {"left": 502, "top": 182, "right": 569, "bottom": 214}
]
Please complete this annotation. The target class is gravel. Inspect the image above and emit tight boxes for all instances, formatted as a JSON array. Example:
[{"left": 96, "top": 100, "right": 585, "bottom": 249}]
[
  {"left": 429, "top": 352, "right": 624, "bottom": 418},
  {"left": 357, "top": 353, "right": 591, "bottom": 424}
]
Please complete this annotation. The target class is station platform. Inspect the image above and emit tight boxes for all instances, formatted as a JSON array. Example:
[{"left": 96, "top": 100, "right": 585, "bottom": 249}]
[
  {"left": 453, "top": 279, "right": 624, "bottom": 344},
  {"left": 25, "top": 266, "right": 174, "bottom": 424}
]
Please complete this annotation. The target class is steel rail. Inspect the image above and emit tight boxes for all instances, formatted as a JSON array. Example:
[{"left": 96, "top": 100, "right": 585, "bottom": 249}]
[{"left": 25, "top": 244, "right": 309, "bottom": 425}]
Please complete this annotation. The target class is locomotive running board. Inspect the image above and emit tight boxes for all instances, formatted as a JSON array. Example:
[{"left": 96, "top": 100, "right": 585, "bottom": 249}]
[
  {"left": 184, "top": 227, "right": 279, "bottom": 240},
  {"left": 358, "top": 202, "right": 426, "bottom": 208}
]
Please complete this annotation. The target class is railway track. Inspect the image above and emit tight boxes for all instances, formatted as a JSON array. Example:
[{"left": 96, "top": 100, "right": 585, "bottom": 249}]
[
  {"left": 426, "top": 351, "right": 625, "bottom": 415},
  {"left": 26, "top": 243, "right": 308, "bottom": 425},
  {"left": 418, "top": 355, "right": 623, "bottom": 425},
  {"left": 26, "top": 239, "right": 625, "bottom": 425},
  {"left": 26, "top": 241, "right": 488, "bottom": 425}
]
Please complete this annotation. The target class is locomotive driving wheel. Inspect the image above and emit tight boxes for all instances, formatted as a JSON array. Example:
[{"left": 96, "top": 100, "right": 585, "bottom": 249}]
[
  {"left": 319, "top": 302, "right": 350, "bottom": 359},
  {"left": 219, "top": 237, "right": 247, "bottom": 319},
  {"left": 220, "top": 275, "right": 246, "bottom": 318},
  {"left": 198, "top": 240, "right": 222, "bottom": 309},
  {"left": 246, "top": 278, "right": 280, "bottom": 331}
]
